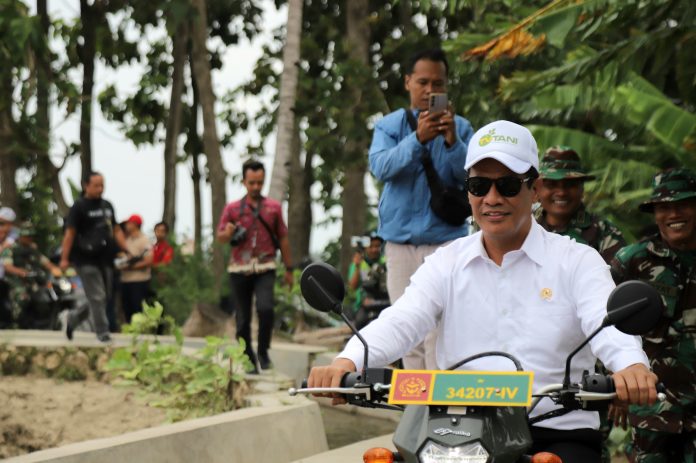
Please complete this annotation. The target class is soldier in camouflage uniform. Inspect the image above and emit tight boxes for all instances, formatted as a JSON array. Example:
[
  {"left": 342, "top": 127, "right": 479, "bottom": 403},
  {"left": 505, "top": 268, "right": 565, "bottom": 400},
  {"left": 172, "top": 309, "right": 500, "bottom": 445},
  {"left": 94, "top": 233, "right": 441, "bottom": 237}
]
[
  {"left": 536, "top": 146, "right": 628, "bottom": 462},
  {"left": 535, "top": 146, "right": 626, "bottom": 263},
  {"left": 611, "top": 168, "right": 696, "bottom": 463},
  {"left": 1, "top": 223, "right": 62, "bottom": 327}
]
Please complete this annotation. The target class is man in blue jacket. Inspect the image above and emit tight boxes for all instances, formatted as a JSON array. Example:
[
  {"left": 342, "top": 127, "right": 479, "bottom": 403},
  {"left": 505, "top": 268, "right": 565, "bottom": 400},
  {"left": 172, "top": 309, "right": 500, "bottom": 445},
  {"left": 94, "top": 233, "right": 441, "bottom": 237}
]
[{"left": 368, "top": 48, "right": 474, "bottom": 368}]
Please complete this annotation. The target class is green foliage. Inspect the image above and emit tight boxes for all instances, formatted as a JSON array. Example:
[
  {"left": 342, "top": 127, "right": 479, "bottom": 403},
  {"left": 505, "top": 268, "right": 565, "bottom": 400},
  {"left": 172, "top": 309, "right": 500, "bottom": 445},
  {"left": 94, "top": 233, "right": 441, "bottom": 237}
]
[
  {"left": 445, "top": 0, "right": 696, "bottom": 239},
  {"left": 106, "top": 330, "right": 253, "bottom": 422},
  {"left": 152, "top": 248, "right": 220, "bottom": 325},
  {"left": 16, "top": 178, "right": 63, "bottom": 255},
  {"left": 121, "top": 301, "right": 180, "bottom": 338}
]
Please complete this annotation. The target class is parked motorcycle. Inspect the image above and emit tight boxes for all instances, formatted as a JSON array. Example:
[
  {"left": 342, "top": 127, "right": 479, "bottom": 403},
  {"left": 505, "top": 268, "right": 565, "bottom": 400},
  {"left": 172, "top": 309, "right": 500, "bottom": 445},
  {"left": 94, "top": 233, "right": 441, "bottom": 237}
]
[
  {"left": 17, "top": 270, "right": 80, "bottom": 330},
  {"left": 289, "top": 262, "right": 665, "bottom": 463}
]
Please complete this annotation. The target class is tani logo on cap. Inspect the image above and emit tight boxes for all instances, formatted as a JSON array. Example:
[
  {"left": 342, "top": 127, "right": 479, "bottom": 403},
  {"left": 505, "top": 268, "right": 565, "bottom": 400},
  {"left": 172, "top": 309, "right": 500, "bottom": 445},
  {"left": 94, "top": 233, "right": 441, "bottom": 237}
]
[{"left": 479, "top": 128, "right": 519, "bottom": 147}]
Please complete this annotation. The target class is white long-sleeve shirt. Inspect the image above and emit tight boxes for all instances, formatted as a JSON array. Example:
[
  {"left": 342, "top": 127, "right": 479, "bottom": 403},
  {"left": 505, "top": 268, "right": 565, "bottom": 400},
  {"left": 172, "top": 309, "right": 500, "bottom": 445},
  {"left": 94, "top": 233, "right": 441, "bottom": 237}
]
[{"left": 339, "top": 220, "right": 649, "bottom": 430}]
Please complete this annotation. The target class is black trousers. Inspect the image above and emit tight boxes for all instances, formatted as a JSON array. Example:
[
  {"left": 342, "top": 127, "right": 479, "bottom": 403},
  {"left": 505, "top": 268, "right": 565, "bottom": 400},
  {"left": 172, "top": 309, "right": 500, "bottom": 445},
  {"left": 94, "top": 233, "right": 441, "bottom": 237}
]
[
  {"left": 529, "top": 426, "right": 602, "bottom": 463},
  {"left": 229, "top": 270, "right": 275, "bottom": 365},
  {"left": 121, "top": 280, "right": 150, "bottom": 323}
]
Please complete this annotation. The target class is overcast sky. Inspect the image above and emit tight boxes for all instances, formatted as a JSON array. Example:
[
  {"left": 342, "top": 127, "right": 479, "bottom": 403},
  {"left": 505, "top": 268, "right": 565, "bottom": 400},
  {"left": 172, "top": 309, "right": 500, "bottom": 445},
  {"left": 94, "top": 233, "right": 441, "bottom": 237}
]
[{"left": 36, "top": 0, "right": 345, "bottom": 254}]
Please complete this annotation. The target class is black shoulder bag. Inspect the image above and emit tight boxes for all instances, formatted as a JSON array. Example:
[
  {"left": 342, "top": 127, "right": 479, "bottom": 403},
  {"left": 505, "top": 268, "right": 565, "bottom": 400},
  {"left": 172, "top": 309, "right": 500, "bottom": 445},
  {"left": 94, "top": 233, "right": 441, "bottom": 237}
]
[
  {"left": 404, "top": 109, "right": 471, "bottom": 226},
  {"left": 240, "top": 197, "right": 281, "bottom": 250}
]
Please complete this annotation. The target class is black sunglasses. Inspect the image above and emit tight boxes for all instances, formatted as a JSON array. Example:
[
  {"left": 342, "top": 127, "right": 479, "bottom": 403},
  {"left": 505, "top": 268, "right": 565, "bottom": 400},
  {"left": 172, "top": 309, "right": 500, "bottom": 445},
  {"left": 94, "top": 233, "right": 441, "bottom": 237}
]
[{"left": 466, "top": 176, "right": 535, "bottom": 197}]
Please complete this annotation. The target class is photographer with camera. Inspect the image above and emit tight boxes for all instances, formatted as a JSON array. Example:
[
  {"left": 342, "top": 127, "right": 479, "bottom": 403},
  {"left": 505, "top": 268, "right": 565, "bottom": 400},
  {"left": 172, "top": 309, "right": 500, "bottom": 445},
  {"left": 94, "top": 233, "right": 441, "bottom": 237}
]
[
  {"left": 348, "top": 233, "right": 389, "bottom": 330},
  {"left": 216, "top": 159, "right": 293, "bottom": 373}
]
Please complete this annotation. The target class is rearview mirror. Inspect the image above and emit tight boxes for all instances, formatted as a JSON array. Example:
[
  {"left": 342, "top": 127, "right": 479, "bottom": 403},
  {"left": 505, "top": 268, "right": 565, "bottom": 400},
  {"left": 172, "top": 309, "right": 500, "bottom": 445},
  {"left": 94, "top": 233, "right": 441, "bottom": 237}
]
[
  {"left": 606, "top": 280, "right": 663, "bottom": 335},
  {"left": 300, "top": 262, "right": 345, "bottom": 315}
]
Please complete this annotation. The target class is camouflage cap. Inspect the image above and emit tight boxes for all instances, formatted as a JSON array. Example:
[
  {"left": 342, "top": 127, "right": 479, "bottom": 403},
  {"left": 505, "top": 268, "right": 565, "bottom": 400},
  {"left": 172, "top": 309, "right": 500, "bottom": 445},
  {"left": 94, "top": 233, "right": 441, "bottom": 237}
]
[
  {"left": 539, "top": 146, "right": 595, "bottom": 181},
  {"left": 639, "top": 168, "right": 696, "bottom": 212}
]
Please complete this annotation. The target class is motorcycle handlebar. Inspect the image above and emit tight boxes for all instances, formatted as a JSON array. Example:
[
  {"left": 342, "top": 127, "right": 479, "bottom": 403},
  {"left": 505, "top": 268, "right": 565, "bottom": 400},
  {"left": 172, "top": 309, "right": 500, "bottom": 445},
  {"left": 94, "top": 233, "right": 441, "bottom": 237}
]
[{"left": 296, "top": 373, "right": 666, "bottom": 410}]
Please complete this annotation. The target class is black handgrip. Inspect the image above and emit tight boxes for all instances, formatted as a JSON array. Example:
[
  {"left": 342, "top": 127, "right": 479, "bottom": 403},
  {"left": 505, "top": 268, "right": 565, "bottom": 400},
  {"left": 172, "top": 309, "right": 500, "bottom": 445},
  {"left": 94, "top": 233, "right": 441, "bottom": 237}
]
[
  {"left": 341, "top": 371, "right": 362, "bottom": 387},
  {"left": 301, "top": 379, "right": 308, "bottom": 389}
]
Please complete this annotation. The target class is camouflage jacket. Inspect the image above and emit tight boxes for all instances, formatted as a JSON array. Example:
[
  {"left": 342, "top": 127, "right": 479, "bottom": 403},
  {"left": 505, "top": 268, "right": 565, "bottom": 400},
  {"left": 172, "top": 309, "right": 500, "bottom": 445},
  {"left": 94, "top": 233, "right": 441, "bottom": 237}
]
[
  {"left": 535, "top": 205, "right": 626, "bottom": 264},
  {"left": 611, "top": 235, "right": 696, "bottom": 433}
]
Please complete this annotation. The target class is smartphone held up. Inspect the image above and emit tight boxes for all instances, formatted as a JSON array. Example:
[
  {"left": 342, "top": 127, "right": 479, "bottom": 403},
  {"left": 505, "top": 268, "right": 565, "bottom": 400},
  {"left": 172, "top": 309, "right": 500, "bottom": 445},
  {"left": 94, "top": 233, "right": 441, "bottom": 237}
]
[{"left": 428, "top": 93, "right": 448, "bottom": 113}]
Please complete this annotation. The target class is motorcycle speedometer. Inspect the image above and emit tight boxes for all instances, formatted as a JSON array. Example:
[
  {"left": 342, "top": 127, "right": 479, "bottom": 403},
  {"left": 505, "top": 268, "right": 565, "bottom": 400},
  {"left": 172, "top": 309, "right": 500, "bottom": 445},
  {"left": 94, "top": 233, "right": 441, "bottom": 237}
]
[{"left": 418, "top": 441, "right": 489, "bottom": 463}]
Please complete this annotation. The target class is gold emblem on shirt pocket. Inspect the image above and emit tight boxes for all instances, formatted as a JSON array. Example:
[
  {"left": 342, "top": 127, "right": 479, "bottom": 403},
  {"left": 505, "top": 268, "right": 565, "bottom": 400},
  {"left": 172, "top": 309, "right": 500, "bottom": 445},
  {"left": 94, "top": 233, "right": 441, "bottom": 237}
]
[{"left": 540, "top": 288, "right": 553, "bottom": 301}]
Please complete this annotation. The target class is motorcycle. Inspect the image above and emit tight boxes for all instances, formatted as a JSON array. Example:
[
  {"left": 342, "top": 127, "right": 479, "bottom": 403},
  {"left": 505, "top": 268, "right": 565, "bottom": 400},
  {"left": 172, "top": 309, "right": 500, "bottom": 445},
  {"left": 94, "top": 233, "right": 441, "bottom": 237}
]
[
  {"left": 289, "top": 262, "right": 665, "bottom": 463},
  {"left": 17, "top": 270, "right": 80, "bottom": 330}
]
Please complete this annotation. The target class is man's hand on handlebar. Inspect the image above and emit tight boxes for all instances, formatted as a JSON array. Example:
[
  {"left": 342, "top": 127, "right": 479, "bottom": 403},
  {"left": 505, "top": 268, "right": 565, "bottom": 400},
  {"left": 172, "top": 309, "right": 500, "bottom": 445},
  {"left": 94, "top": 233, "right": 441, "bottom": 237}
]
[
  {"left": 612, "top": 363, "right": 658, "bottom": 406},
  {"left": 307, "top": 358, "right": 357, "bottom": 406}
]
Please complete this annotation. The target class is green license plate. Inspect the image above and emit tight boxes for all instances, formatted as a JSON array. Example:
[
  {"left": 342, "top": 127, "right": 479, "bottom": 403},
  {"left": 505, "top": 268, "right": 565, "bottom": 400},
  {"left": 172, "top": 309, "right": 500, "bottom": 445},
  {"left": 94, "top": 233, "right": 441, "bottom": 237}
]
[{"left": 388, "top": 370, "right": 534, "bottom": 407}]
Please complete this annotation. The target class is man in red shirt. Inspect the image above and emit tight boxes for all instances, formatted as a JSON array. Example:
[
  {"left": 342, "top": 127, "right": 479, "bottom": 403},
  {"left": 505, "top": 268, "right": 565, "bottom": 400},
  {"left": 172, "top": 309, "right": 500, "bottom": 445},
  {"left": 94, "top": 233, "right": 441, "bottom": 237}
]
[
  {"left": 152, "top": 222, "right": 174, "bottom": 267},
  {"left": 216, "top": 159, "right": 293, "bottom": 373}
]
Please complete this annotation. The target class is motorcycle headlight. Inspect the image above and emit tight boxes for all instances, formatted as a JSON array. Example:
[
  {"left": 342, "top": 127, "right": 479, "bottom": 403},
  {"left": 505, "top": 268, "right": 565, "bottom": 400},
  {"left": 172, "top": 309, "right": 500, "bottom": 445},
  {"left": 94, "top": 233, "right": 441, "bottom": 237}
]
[
  {"left": 58, "top": 278, "right": 72, "bottom": 293},
  {"left": 418, "top": 441, "right": 489, "bottom": 463}
]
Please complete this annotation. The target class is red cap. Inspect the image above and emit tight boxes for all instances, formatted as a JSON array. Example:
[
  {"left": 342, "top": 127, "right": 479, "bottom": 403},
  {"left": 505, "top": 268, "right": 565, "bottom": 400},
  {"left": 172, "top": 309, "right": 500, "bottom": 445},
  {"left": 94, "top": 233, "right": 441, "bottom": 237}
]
[{"left": 127, "top": 214, "right": 143, "bottom": 226}]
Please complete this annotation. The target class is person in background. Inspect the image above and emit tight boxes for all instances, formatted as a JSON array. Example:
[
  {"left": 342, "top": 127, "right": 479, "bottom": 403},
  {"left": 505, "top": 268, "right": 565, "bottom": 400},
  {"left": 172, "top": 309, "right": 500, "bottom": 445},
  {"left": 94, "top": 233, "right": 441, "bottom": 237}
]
[
  {"left": 0, "top": 207, "right": 16, "bottom": 328},
  {"left": 534, "top": 146, "right": 628, "bottom": 462},
  {"left": 2, "top": 223, "right": 62, "bottom": 328},
  {"left": 535, "top": 146, "right": 626, "bottom": 263},
  {"left": 368, "top": 48, "right": 474, "bottom": 369},
  {"left": 216, "top": 159, "right": 294, "bottom": 373},
  {"left": 60, "top": 172, "right": 128, "bottom": 343},
  {"left": 347, "top": 233, "right": 389, "bottom": 330},
  {"left": 118, "top": 214, "right": 152, "bottom": 322},
  {"left": 152, "top": 221, "right": 174, "bottom": 268},
  {"left": 611, "top": 168, "right": 696, "bottom": 463}
]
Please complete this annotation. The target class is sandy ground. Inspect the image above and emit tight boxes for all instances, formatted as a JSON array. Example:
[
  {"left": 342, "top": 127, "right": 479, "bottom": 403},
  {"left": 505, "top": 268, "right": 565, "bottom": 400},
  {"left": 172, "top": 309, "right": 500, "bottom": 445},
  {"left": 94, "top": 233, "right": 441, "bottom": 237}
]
[{"left": 0, "top": 375, "right": 167, "bottom": 459}]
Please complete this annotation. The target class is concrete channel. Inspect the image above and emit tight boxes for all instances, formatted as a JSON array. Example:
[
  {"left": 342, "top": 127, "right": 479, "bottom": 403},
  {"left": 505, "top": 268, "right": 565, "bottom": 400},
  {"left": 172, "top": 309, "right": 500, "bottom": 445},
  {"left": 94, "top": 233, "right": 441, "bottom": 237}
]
[{"left": 0, "top": 330, "right": 399, "bottom": 462}]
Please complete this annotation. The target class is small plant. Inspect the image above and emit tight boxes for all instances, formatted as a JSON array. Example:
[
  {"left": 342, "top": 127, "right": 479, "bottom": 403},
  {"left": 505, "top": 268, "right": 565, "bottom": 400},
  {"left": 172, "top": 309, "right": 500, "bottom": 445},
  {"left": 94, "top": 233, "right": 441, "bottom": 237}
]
[
  {"left": 121, "top": 301, "right": 178, "bottom": 337},
  {"left": 107, "top": 305, "right": 254, "bottom": 421}
]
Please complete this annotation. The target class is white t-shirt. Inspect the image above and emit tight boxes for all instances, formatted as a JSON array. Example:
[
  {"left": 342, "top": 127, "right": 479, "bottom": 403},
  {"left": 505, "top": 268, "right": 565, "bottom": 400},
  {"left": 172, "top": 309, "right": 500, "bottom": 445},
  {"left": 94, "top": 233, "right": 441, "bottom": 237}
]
[
  {"left": 339, "top": 220, "right": 648, "bottom": 431},
  {"left": 121, "top": 233, "right": 152, "bottom": 283}
]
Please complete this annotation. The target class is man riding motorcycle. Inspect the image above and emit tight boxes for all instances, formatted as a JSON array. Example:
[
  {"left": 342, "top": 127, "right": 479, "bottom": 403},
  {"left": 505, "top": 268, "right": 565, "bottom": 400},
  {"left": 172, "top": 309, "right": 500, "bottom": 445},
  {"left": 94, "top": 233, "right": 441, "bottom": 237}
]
[
  {"left": 2, "top": 223, "right": 62, "bottom": 328},
  {"left": 308, "top": 121, "right": 658, "bottom": 463}
]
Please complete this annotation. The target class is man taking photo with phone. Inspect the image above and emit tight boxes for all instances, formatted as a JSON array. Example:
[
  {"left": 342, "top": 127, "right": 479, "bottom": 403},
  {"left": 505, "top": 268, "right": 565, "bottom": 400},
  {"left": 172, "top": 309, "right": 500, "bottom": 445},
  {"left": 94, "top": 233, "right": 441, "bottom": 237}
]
[{"left": 369, "top": 48, "right": 474, "bottom": 369}]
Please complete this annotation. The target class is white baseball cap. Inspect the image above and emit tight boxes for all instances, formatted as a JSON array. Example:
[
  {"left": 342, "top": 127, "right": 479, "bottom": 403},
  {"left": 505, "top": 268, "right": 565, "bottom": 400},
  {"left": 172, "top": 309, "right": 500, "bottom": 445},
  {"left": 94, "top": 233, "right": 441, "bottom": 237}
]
[
  {"left": 0, "top": 207, "right": 16, "bottom": 223},
  {"left": 464, "top": 120, "right": 539, "bottom": 174}
]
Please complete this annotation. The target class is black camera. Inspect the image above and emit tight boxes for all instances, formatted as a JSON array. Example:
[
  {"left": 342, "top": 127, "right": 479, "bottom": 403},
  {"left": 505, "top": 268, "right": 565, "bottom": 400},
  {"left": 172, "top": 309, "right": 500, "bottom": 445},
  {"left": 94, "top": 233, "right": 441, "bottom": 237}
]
[{"left": 229, "top": 225, "right": 247, "bottom": 246}]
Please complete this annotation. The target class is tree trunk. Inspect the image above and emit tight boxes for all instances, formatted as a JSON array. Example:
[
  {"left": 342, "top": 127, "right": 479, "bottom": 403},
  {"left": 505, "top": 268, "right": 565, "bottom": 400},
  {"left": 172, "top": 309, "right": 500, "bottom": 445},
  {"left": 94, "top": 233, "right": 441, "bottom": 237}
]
[
  {"left": 339, "top": 0, "right": 371, "bottom": 277},
  {"left": 190, "top": 0, "right": 227, "bottom": 282},
  {"left": 189, "top": 56, "right": 203, "bottom": 257},
  {"left": 79, "top": 0, "right": 97, "bottom": 178},
  {"left": 268, "top": 0, "right": 303, "bottom": 201},
  {"left": 192, "top": 153, "right": 203, "bottom": 256},
  {"left": 0, "top": 84, "right": 18, "bottom": 209},
  {"left": 287, "top": 121, "right": 312, "bottom": 266},
  {"left": 162, "top": 20, "right": 189, "bottom": 230},
  {"left": 36, "top": 0, "right": 69, "bottom": 217}
]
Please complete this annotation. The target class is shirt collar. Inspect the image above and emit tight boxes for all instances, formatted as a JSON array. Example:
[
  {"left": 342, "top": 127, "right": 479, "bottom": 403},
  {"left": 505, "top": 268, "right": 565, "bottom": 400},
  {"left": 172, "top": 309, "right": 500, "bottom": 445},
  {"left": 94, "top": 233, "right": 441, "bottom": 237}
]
[{"left": 461, "top": 217, "right": 546, "bottom": 268}]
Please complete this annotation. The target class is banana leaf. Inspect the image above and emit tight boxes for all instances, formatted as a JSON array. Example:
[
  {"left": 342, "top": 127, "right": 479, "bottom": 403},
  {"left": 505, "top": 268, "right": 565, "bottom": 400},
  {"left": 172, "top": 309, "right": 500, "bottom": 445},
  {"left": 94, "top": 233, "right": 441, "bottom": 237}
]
[{"left": 613, "top": 85, "right": 696, "bottom": 159}]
